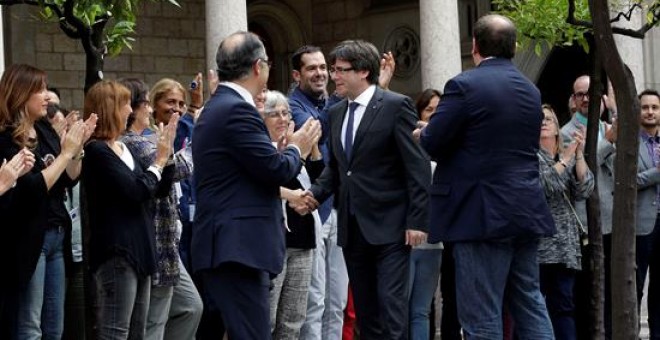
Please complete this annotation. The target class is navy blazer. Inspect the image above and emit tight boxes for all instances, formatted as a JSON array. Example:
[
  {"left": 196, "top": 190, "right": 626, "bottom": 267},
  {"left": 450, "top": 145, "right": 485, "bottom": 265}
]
[
  {"left": 421, "top": 58, "right": 555, "bottom": 242},
  {"left": 192, "top": 85, "right": 302, "bottom": 275}
]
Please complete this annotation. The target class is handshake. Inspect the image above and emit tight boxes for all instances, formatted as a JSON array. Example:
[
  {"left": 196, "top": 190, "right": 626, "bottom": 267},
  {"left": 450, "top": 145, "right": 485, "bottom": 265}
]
[{"left": 284, "top": 188, "right": 320, "bottom": 215}]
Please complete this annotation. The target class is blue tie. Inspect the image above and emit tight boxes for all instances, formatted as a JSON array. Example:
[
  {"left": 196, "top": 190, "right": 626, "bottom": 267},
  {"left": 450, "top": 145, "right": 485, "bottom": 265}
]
[{"left": 344, "top": 102, "right": 359, "bottom": 161}]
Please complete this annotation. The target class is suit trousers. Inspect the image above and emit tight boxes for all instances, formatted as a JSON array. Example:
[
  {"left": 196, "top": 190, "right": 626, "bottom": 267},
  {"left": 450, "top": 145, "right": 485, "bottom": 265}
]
[
  {"left": 343, "top": 215, "right": 410, "bottom": 339},
  {"left": 200, "top": 263, "right": 271, "bottom": 340}
]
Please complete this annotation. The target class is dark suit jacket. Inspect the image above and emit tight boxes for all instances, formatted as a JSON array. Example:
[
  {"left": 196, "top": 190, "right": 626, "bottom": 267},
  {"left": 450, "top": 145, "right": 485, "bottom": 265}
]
[
  {"left": 311, "top": 86, "right": 431, "bottom": 246},
  {"left": 192, "top": 85, "right": 302, "bottom": 275},
  {"left": 421, "top": 58, "right": 555, "bottom": 243}
]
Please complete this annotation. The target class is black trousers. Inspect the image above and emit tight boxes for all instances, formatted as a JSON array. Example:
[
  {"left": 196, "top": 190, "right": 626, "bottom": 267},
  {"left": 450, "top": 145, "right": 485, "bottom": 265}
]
[{"left": 344, "top": 215, "right": 410, "bottom": 339}]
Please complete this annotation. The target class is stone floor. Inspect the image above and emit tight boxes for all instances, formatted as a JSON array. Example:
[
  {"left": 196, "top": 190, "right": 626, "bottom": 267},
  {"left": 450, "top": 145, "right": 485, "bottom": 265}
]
[{"left": 432, "top": 276, "right": 651, "bottom": 339}]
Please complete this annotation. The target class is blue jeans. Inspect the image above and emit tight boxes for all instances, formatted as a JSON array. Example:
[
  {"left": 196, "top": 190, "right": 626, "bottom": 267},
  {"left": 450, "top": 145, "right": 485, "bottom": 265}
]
[
  {"left": 93, "top": 256, "right": 151, "bottom": 340},
  {"left": 17, "top": 227, "right": 66, "bottom": 340},
  {"left": 408, "top": 248, "right": 442, "bottom": 340},
  {"left": 539, "top": 264, "right": 576, "bottom": 340},
  {"left": 453, "top": 236, "right": 554, "bottom": 340}
]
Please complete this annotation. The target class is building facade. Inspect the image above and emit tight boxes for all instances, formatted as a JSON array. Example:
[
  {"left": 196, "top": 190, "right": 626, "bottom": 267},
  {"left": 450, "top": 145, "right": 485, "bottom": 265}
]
[{"left": 2, "top": 0, "right": 659, "bottom": 123}]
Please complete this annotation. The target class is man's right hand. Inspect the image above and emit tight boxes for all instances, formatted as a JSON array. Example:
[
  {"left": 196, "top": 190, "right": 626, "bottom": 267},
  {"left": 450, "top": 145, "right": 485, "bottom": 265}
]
[
  {"left": 288, "top": 118, "right": 321, "bottom": 158},
  {"left": 290, "top": 190, "right": 320, "bottom": 215}
]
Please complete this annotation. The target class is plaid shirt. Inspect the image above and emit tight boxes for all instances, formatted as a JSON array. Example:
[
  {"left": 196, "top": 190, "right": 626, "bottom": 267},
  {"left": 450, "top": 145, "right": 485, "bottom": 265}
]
[{"left": 122, "top": 131, "right": 193, "bottom": 286}]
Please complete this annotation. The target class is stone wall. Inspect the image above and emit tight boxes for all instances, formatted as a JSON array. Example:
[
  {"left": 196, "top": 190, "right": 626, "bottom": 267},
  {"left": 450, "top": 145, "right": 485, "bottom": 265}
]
[{"left": 7, "top": 0, "right": 206, "bottom": 110}]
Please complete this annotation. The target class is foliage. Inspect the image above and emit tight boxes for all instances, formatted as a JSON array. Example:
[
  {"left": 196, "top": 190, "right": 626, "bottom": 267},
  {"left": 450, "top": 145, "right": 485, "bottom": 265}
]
[
  {"left": 493, "top": 0, "right": 660, "bottom": 55},
  {"left": 37, "top": 0, "right": 180, "bottom": 56},
  {"left": 493, "top": 0, "right": 591, "bottom": 54}
]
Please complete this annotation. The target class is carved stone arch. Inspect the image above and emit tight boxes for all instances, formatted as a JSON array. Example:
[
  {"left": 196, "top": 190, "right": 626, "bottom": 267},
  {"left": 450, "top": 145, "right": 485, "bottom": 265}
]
[{"left": 248, "top": 1, "right": 307, "bottom": 92}]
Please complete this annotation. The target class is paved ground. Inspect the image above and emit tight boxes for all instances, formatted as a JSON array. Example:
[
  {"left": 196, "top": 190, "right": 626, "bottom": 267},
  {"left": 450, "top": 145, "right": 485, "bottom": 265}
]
[{"left": 432, "top": 276, "right": 652, "bottom": 339}]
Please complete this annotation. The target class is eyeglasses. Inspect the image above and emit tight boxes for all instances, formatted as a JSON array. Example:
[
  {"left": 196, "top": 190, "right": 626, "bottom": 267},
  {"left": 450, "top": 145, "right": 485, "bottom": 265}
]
[
  {"left": 329, "top": 66, "right": 354, "bottom": 75},
  {"left": 572, "top": 91, "right": 589, "bottom": 100},
  {"left": 265, "top": 110, "right": 291, "bottom": 119}
]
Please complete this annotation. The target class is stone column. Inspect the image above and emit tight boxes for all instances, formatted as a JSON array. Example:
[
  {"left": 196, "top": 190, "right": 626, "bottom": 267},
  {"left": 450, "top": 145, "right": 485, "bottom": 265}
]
[
  {"left": 613, "top": 7, "right": 645, "bottom": 92},
  {"left": 419, "top": 0, "right": 462, "bottom": 90},
  {"left": 643, "top": 26, "right": 660, "bottom": 91},
  {"left": 205, "top": 0, "right": 247, "bottom": 71}
]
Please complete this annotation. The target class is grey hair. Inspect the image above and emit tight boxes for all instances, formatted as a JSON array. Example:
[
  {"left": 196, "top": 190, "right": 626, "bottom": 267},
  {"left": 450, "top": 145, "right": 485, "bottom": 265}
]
[{"left": 263, "top": 90, "right": 289, "bottom": 114}]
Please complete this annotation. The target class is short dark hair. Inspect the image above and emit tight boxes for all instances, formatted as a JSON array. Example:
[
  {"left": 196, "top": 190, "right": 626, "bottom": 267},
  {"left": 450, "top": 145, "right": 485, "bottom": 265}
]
[
  {"left": 328, "top": 40, "right": 380, "bottom": 85},
  {"left": 119, "top": 78, "right": 150, "bottom": 130},
  {"left": 415, "top": 88, "right": 442, "bottom": 119},
  {"left": 473, "top": 14, "right": 517, "bottom": 59},
  {"left": 291, "top": 45, "right": 322, "bottom": 71},
  {"left": 639, "top": 89, "right": 660, "bottom": 102},
  {"left": 215, "top": 31, "right": 266, "bottom": 81}
]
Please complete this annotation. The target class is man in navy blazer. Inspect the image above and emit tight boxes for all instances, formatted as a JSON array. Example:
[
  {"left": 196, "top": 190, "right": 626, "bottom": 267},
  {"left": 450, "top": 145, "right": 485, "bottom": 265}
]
[
  {"left": 192, "top": 31, "right": 320, "bottom": 339},
  {"left": 303, "top": 40, "right": 431, "bottom": 339},
  {"left": 420, "top": 15, "right": 555, "bottom": 339}
]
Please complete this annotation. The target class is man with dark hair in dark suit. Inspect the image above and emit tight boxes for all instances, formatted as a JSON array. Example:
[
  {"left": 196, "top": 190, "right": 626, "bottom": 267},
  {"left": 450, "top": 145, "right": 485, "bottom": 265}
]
[
  {"left": 420, "top": 14, "right": 555, "bottom": 339},
  {"left": 300, "top": 39, "right": 431, "bottom": 339},
  {"left": 192, "top": 31, "right": 320, "bottom": 339}
]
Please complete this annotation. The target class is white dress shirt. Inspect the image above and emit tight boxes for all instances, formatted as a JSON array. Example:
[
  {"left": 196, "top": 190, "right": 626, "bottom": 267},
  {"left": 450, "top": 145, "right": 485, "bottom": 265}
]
[{"left": 341, "top": 85, "right": 377, "bottom": 150}]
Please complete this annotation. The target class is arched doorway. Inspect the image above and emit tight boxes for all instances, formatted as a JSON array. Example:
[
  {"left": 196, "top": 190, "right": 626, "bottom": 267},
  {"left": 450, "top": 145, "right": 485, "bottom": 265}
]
[
  {"left": 248, "top": 1, "right": 307, "bottom": 93},
  {"left": 536, "top": 45, "right": 590, "bottom": 125}
]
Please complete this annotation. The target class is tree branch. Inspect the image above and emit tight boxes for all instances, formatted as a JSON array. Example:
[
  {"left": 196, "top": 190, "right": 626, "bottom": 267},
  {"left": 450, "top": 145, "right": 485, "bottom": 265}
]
[
  {"left": 567, "top": 0, "right": 660, "bottom": 39},
  {"left": 609, "top": 3, "right": 641, "bottom": 23},
  {"left": 0, "top": 0, "right": 81, "bottom": 39}
]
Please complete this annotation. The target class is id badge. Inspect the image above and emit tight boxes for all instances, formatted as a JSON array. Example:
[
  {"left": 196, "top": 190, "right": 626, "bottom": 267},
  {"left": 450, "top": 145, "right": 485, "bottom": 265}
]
[{"left": 69, "top": 207, "right": 80, "bottom": 223}]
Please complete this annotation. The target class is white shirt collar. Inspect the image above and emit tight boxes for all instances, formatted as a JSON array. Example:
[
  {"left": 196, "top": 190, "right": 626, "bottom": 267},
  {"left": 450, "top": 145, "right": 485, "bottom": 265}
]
[
  {"left": 220, "top": 82, "right": 256, "bottom": 107},
  {"left": 350, "top": 85, "right": 377, "bottom": 108}
]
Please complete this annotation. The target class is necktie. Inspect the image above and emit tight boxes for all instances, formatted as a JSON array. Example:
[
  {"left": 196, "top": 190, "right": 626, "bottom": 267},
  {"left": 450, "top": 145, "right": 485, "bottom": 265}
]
[{"left": 344, "top": 102, "right": 359, "bottom": 161}]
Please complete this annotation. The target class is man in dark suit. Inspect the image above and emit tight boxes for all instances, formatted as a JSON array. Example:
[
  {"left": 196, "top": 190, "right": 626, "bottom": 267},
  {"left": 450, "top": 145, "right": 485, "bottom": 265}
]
[
  {"left": 302, "top": 40, "right": 431, "bottom": 339},
  {"left": 420, "top": 14, "right": 555, "bottom": 339},
  {"left": 192, "top": 31, "right": 320, "bottom": 339}
]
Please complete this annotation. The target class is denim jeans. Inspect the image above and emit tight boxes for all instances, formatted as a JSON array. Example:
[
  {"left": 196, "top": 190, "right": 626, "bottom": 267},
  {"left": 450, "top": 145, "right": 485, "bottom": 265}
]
[
  {"left": 408, "top": 248, "right": 442, "bottom": 340},
  {"left": 93, "top": 256, "right": 151, "bottom": 340},
  {"left": 539, "top": 264, "right": 577, "bottom": 340},
  {"left": 453, "top": 236, "right": 554, "bottom": 340},
  {"left": 17, "top": 227, "right": 66, "bottom": 340}
]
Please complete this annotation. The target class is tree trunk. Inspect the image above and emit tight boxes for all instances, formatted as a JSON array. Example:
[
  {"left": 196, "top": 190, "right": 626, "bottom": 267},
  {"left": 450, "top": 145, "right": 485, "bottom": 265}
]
[
  {"left": 584, "top": 34, "right": 606, "bottom": 340},
  {"left": 589, "top": 1, "right": 640, "bottom": 339}
]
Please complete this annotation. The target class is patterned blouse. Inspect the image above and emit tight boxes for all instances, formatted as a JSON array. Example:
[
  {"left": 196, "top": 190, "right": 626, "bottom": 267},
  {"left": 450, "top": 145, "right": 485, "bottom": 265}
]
[
  {"left": 122, "top": 131, "right": 193, "bottom": 286},
  {"left": 537, "top": 149, "right": 594, "bottom": 270}
]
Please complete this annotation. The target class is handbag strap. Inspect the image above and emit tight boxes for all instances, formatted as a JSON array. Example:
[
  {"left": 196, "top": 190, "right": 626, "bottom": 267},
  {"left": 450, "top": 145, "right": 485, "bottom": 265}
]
[{"left": 562, "top": 191, "right": 588, "bottom": 236}]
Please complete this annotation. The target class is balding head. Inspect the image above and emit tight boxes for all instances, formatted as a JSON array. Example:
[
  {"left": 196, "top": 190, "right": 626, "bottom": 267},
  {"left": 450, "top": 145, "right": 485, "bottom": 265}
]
[
  {"left": 473, "top": 14, "right": 517, "bottom": 59},
  {"left": 215, "top": 31, "right": 267, "bottom": 82}
]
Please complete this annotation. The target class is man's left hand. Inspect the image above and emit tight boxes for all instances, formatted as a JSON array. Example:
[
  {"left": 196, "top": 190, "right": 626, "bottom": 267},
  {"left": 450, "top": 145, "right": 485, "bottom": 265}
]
[{"left": 405, "top": 229, "right": 427, "bottom": 247}]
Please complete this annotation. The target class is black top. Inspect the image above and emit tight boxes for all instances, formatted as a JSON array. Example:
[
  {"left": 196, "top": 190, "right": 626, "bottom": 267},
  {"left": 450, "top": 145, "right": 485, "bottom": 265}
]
[
  {"left": 82, "top": 140, "right": 160, "bottom": 276},
  {"left": 283, "top": 159, "right": 324, "bottom": 249},
  {"left": 0, "top": 120, "right": 75, "bottom": 288}
]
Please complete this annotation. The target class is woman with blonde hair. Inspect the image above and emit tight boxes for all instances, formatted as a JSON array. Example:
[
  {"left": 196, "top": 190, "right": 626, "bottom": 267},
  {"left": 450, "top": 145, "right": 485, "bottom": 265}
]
[
  {"left": 121, "top": 77, "right": 202, "bottom": 340},
  {"left": 82, "top": 80, "right": 177, "bottom": 340},
  {"left": 0, "top": 64, "right": 92, "bottom": 339},
  {"left": 537, "top": 104, "right": 594, "bottom": 340}
]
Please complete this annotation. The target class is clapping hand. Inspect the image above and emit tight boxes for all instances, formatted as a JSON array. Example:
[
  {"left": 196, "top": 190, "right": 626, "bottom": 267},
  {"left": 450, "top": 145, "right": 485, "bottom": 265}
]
[
  {"left": 413, "top": 120, "right": 428, "bottom": 143},
  {"left": 0, "top": 149, "right": 35, "bottom": 195},
  {"left": 288, "top": 118, "right": 321, "bottom": 158}
]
